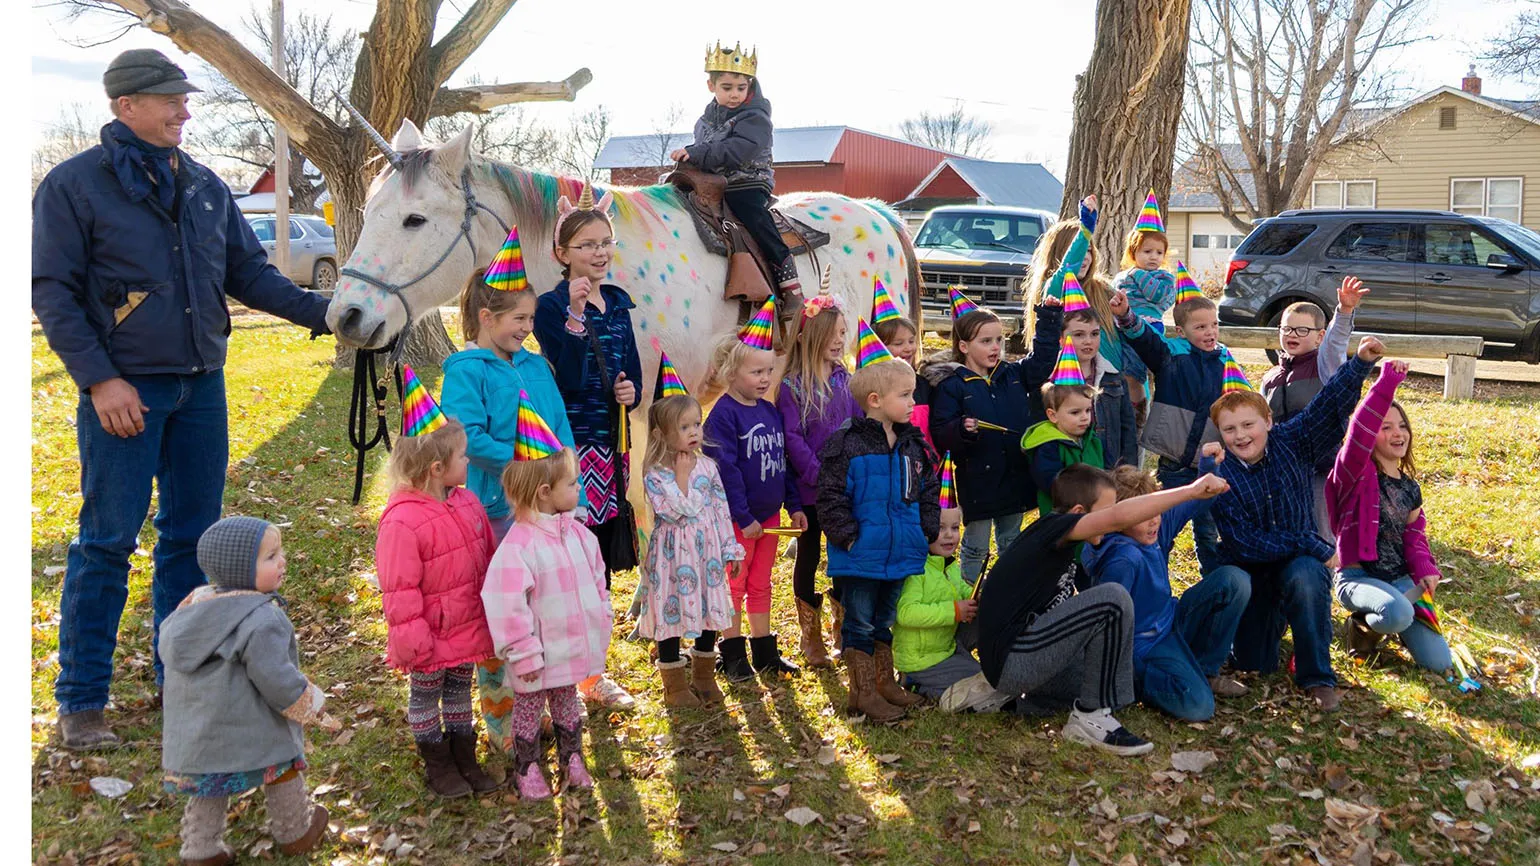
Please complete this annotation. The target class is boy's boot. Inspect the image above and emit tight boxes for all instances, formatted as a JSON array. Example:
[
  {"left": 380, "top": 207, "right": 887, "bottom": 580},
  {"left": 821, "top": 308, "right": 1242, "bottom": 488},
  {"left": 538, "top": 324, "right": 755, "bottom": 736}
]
[
  {"left": 554, "top": 722, "right": 594, "bottom": 790},
  {"left": 417, "top": 738, "right": 472, "bottom": 799},
  {"left": 1344, "top": 611, "right": 1383, "bottom": 661},
  {"left": 826, "top": 588, "right": 845, "bottom": 655},
  {"left": 774, "top": 254, "right": 803, "bottom": 297},
  {"left": 842, "top": 648, "right": 905, "bottom": 723},
  {"left": 873, "top": 642, "right": 925, "bottom": 708},
  {"left": 511, "top": 735, "right": 553, "bottom": 800},
  {"left": 658, "top": 658, "right": 703, "bottom": 708},
  {"left": 59, "top": 709, "right": 121, "bottom": 751},
  {"left": 179, "top": 795, "right": 234, "bottom": 866},
  {"left": 266, "top": 774, "right": 330, "bottom": 856},
  {"left": 716, "top": 636, "right": 757, "bottom": 682},
  {"left": 795, "top": 598, "right": 834, "bottom": 668},
  {"left": 689, "top": 650, "right": 726, "bottom": 706},
  {"left": 750, "top": 633, "right": 802, "bottom": 676},
  {"left": 447, "top": 730, "right": 501, "bottom": 794}
]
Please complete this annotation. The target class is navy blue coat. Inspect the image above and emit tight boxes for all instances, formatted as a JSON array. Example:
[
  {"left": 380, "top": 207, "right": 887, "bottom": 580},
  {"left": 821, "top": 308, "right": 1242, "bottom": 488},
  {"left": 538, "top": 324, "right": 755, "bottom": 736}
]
[
  {"left": 32, "top": 125, "right": 329, "bottom": 391},
  {"left": 816, "top": 417, "right": 941, "bottom": 582},
  {"left": 929, "top": 350, "right": 1050, "bottom": 522}
]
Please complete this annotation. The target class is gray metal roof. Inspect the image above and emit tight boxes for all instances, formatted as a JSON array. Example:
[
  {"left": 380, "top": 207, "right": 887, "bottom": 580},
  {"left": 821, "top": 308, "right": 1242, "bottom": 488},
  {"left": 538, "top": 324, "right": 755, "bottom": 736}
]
[
  {"left": 594, "top": 125, "right": 850, "bottom": 169},
  {"left": 934, "top": 158, "right": 1064, "bottom": 212},
  {"left": 1170, "top": 144, "right": 1257, "bottom": 211}
]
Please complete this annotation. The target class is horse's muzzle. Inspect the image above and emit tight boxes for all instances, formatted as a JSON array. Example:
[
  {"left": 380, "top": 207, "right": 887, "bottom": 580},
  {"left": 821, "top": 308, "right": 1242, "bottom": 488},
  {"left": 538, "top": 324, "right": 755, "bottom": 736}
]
[{"left": 329, "top": 300, "right": 388, "bottom": 349}]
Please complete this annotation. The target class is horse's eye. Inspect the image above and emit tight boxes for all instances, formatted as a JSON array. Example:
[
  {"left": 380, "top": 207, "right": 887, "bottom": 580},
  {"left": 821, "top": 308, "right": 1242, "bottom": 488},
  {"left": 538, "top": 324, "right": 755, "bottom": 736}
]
[{"left": 403, "top": 214, "right": 427, "bottom": 228}]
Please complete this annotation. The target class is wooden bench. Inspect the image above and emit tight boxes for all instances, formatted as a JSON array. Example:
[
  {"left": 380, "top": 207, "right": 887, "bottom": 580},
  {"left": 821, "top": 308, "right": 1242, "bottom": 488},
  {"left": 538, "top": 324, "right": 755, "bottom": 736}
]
[{"left": 922, "top": 313, "right": 1485, "bottom": 400}]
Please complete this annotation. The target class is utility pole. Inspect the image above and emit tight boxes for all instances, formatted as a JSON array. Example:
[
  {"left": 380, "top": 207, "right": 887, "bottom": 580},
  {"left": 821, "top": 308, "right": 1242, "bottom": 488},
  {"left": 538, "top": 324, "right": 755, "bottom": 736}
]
[{"left": 271, "top": 0, "right": 290, "bottom": 276}]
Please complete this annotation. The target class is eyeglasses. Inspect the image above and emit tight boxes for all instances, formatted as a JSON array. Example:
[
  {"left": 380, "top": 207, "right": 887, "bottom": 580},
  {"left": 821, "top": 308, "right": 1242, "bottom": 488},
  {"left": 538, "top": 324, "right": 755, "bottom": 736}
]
[
  {"left": 1278, "top": 325, "right": 1323, "bottom": 337},
  {"left": 564, "top": 239, "right": 614, "bottom": 254}
]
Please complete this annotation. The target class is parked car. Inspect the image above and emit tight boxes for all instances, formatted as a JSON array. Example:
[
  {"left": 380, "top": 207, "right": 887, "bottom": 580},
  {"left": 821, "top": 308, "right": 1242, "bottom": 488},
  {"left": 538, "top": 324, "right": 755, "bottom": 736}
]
[
  {"left": 245, "top": 214, "right": 339, "bottom": 292},
  {"left": 913, "top": 205, "right": 1056, "bottom": 316},
  {"left": 1218, "top": 209, "right": 1540, "bottom": 362}
]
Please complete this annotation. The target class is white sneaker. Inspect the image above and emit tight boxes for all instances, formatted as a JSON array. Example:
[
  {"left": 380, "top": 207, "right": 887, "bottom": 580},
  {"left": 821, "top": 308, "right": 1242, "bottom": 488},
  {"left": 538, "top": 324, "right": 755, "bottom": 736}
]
[
  {"left": 1061, "top": 706, "right": 1153, "bottom": 757},
  {"left": 939, "top": 672, "right": 1013, "bottom": 713},
  {"left": 580, "top": 675, "right": 636, "bottom": 711}
]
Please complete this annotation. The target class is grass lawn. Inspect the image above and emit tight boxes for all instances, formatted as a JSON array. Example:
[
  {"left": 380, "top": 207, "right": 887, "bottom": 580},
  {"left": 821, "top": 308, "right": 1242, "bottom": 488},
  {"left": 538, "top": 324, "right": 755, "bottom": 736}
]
[{"left": 31, "top": 316, "right": 1540, "bottom": 865}]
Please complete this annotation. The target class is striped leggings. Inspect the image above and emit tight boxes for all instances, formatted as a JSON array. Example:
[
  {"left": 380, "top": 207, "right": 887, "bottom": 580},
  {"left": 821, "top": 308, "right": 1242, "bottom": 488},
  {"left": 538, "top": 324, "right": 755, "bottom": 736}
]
[
  {"left": 407, "top": 663, "right": 474, "bottom": 743},
  {"left": 995, "top": 583, "right": 1135, "bottom": 712}
]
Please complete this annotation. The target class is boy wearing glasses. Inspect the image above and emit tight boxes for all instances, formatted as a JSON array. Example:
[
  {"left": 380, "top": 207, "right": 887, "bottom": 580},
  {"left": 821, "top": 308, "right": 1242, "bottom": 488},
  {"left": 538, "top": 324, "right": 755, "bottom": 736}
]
[{"left": 1259, "top": 275, "right": 1368, "bottom": 538}]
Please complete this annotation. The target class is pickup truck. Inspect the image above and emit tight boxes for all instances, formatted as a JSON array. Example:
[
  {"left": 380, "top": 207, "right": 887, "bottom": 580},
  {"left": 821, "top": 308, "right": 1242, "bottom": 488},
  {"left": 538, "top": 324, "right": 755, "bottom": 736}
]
[{"left": 913, "top": 205, "right": 1055, "bottom": 316}]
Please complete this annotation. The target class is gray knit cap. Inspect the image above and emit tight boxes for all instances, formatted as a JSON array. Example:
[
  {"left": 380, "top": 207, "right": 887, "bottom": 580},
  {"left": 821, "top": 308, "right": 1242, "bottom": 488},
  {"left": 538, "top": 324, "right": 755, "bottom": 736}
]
[{"left": 196, "top": 516, "right": 273, "bottom": 591}]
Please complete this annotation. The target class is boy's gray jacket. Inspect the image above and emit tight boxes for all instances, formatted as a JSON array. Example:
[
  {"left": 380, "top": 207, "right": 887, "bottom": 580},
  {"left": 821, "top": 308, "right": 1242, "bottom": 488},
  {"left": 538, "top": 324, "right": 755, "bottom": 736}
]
[
  {"left": 158, "top": 589, "right": 317, "bottom": 774},
  {"left": 686, "top": 87, "right": 775, "bottom": 192}
]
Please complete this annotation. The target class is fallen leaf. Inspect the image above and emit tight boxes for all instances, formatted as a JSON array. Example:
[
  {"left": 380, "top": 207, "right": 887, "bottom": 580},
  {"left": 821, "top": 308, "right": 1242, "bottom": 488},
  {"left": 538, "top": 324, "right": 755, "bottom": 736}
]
[
  {"left": 967, "top": 819, "right": 981, "bottom": 833},
  {"left": 1165, "top": 826, "right": 1190, "bottom": 847},
  {"left": 1325, "top": 798, "right": 1378, "bottom": 825},
  {"left": 784, "top": 806, "right": 821, "bottom": 827},
  {"left": 1297, "top": 787, "right": 1325, "bottom": 800},
  {"left": 88, "top": 777, "right": 132, "bottom": 799},
  {"left": 1323, "top": 764, "right": 1351, "bottom": 791},
  {"left": 816, "top": 744, "right": 837, "bottom": 765},
  {"left": 771, "top": 783, "right": 792, "bottom": 798},
  {"left": 710, "top": 841, "right": 739, "bottom": 852},
  {"left": 1170, "top": 750, "right": 1218, "bottom": 774},
  {"left": 875, "top": 753, "right": 901, "bottom": 764}
]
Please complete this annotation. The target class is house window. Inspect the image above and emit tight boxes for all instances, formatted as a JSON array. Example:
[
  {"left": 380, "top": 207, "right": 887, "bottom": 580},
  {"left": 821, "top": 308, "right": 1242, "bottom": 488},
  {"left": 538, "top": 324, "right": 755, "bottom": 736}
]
[
  {"left": 1440, "top": 106, "right": 1457, "bottom": 130},
  {"left": 1451, "top": 177, "right": 1524, "bottom": 223},
  {"left": 1312, "top": 179, "right": 1376, "bottom": 209},
  {"left": 1191, "top": 234, "right": 1210, "bottom": 248}
]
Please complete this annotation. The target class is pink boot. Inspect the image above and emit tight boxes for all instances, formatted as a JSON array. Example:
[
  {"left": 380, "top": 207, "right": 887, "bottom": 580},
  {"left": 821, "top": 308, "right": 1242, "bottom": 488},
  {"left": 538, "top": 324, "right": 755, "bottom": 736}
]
[
  {"left": 511, "top": 737, "right": 552, "bottom": 800},
  {"left": 555, "top": 723, "right": 593, "bottom": 790}
]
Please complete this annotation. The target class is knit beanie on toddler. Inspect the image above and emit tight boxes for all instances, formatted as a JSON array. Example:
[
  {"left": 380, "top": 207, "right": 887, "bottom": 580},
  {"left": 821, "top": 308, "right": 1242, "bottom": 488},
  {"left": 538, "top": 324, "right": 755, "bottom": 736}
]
[{"left": 196, "top": 516, "right": 273, "bottom": 591}]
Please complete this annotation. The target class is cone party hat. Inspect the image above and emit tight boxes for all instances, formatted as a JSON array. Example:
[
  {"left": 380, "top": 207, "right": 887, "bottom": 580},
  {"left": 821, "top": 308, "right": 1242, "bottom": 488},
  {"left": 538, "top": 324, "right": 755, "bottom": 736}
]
[
  {"left": 939, "top": 452, "right": 958, "bottom": 510},
  {"left": 484, "top": 226, "right": 529, "bottom": 291},
  {"left": 513, "top": 391, "right": 564, "bottom": 460},
  {"left": 1413, "top": 589, "right": 1441, "bottom": 635},
  {"left": 400, "top": 364, "right": 448, "bottom": 437},
  {"left": 653, "top": 351, "right": 689, "bottom": 400},
  {"left": 948, "top": 285, "right": 980, "bottom": 319},
  {"left": 1174, "top": 261, "right": 1204, "bottom": 305},
  {"left": 855, "top": 318, "right": 895, "bottom": 369},
  {"left": 738, "top": 296, "right": 776, "bottom": 350},
  {"left": 1220, "top": 346, "right": 1252, "bottom": 393},
  {"left": 1135, "top": 189, "right": 1165, "bottom": 233},
  {"left": 1061, "top": 272, "right": 1091, "bottom": 314},
  {"left": 871, "top": 277, "right": 902, "bottom": 325},
  {"left": 1051, "top": 333, "right": 1087, "bottom": 387}
]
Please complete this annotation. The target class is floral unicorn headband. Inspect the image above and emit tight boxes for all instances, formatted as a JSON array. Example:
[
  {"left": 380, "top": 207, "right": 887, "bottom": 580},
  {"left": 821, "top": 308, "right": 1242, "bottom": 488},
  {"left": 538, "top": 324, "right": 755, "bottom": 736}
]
[
  {"left": 552, "top": 179, "right": 614, "bottom": 256},
  {"left": 802, "top": 265, "right": 844, "bottom": 318}
]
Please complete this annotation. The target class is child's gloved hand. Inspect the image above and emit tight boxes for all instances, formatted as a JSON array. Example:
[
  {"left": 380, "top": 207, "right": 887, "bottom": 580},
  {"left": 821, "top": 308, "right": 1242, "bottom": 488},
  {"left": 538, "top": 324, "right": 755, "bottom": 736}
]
[
  {"left": 954, "top": 599, "right": 978, "bottom": 623},
  {"left": 1356, "top": 336, "right": 1385, "bottom": 363},
  {"left": 1337, "top": 275, "right": 1370, "bottom": 311}
]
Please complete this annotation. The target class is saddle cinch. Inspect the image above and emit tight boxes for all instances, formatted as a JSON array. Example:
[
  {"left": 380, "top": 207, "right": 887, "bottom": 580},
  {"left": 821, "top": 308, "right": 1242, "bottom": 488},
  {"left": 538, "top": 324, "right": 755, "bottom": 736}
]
[{"left": 663, "top": 168, "right": 831, "bottom": 350}]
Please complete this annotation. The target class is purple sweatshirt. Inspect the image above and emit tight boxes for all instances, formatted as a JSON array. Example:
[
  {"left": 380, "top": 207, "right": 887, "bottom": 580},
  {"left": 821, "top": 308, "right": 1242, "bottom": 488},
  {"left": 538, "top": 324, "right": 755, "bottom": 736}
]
[
  {"left": 775, "top": 366, "right": 863, "bottom": 507},
  {"left": 703, "top": 395, "right": 802, "bottom": 528}
]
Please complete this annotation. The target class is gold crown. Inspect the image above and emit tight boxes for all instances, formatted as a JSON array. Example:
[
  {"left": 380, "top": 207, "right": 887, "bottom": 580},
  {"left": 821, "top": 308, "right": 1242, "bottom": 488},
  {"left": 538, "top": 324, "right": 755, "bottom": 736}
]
[{"left": 704, "top": 41, "right": 758, "bottom": 77}]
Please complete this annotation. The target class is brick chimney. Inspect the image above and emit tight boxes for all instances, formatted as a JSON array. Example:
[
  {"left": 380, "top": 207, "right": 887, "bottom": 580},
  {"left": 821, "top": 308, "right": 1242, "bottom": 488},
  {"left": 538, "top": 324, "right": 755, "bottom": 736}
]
[{"left": 1462, "top": 64, "right": 1482, "bottom": 96}]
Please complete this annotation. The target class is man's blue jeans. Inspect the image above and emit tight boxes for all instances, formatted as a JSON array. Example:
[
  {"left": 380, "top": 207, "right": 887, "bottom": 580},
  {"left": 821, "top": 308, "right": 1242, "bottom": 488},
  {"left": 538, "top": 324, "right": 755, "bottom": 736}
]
[
  {"left": 1220, "top": 555, "right": 1337, "bottom": 689},
  {"left": 1156, "top": 463, "right": 1221, "bottom": 574},
  {"left": 839, "top": 576, "right": 903, "bottom": 656},
  {"left": 56, "top": 372, "right": 228, "bottom": 715},
  {"left": 1139, "top": 568, "right": 1252, "bottom": 721}
]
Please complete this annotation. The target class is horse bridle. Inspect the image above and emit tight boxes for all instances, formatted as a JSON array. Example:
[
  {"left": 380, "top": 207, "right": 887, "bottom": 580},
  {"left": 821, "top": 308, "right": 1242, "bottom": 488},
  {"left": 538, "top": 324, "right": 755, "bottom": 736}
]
[{"left": 339, "top": 165, "right": 510, "bottom": 367}]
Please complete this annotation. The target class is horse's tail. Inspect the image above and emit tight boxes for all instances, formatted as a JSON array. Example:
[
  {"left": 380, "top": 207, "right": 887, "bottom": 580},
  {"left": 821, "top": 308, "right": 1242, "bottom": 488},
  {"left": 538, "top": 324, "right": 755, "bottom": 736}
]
[{"left": 866, "top": 200, "right": 924, "bottom": 336}]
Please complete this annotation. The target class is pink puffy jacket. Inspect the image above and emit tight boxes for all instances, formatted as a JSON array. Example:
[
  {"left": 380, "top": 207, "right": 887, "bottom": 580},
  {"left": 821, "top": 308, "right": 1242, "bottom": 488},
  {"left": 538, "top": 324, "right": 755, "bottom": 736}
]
[{"left": 376, "top": 487, "right": 497, "bottom": 673}]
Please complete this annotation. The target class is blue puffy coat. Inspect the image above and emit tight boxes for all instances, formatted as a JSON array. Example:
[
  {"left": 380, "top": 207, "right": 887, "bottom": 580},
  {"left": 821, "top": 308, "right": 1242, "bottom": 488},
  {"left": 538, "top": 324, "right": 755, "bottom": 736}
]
[
  {"left": 32, "top": 123, "right": 329, "bottom": 391},
  {"left": 816, "top": 417, "right": 941, "bottom": 581}
]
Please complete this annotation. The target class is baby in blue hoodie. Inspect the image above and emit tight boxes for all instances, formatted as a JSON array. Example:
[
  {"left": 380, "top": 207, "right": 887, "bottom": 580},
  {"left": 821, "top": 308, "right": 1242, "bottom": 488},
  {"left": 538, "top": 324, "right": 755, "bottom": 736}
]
[{"left": 1081, "top": 464, "right": 1250, "bottom": 721}]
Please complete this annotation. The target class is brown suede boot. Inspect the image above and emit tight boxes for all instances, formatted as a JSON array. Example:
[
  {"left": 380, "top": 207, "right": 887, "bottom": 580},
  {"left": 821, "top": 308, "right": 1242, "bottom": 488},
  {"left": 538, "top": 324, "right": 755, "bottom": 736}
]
[
  {"left": 659, "top": 658, "right": 702, "bottom": 708},
  {"left": 448, "top": 731, "right": 500, "bottom": 794},
  {"left": 689, "top": 650, "right": 726, "bottom": 706},
  {"left": 826, "top": 589, "right": 845, "bottom": 655},
  {"left": 417, "top": 739, "right": 472, "bottom": 799},
  {"left": 59, "top": 709, "right": 121, "bottom": 751},
  {"left": 843, "top": 648, "right": 905, "bottom": 723},
  {"left": 873, "top": 642, "right": 925, "bottom": 708},
  {"left": 796, "top": 598, "right": 834, "bottom": 668}
]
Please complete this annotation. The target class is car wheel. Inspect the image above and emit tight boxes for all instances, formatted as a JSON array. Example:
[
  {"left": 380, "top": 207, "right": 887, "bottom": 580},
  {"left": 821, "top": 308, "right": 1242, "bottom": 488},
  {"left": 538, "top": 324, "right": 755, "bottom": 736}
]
[
  {"left": 312, "top": 259, "right": 338, "bottom": 293},
  {"left": 1262, "top": 301, "right": 1328, "bottom": 366}
]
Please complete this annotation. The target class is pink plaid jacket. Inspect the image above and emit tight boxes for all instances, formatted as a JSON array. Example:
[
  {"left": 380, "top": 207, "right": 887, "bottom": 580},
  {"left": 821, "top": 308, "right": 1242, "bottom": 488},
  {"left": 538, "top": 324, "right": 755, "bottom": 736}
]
[{"left": 481, "top": 511, "right": 612, "bottom": 693}]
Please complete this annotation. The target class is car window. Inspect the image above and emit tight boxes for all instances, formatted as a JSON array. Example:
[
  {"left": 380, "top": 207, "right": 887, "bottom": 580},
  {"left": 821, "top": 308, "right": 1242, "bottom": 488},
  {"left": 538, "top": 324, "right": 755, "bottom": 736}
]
[
  {"left": 249, "top": 220, "right": 275, "bottom": 243},
  {"left": 308, "top": 220, "right": 334, "bottom": 239},
  {"left": 915, "top": 214, "right": 1040, "bottom": 253},
  {"left": 1325, "top": 223, "right": 1416, "bottom": 262},
  {"left": 1236, "top": 222, "right": 1315, "bottom": 256},
  {"left": 1423, "top": 223, "right": 1507, "bottom": 267},
  {"left": 289, "top": 220, "right": 304, "bottom": 240}
]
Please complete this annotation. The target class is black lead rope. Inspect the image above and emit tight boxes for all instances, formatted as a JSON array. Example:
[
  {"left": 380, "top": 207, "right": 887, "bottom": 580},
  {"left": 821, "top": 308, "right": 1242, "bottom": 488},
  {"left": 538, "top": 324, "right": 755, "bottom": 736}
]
[{"left": 348, "top": 348, "right": 403, "bottom": 505}]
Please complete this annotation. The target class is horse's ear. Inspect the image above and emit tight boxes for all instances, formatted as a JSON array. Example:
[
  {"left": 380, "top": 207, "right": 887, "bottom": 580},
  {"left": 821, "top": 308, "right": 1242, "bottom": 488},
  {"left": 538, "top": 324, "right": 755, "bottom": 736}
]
[
  {"left": 391, "top": 118, "right": 423, "bottom": 152},
  {"left": 433, "top": 124, "right": 476, "bottom": 176}
]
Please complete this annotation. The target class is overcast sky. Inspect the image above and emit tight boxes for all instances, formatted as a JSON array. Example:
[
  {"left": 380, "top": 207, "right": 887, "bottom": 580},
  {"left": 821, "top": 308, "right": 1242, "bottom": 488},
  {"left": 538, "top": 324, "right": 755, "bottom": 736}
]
[{"left": 29, "top": 0, "right": 1539, "bottom": 179}]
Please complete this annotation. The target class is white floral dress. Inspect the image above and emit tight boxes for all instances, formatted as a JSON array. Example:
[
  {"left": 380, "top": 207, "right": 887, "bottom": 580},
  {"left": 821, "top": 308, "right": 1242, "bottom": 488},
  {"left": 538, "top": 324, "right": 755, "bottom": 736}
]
[{"left": 635, "top": 458, "right": 744, "bottom": 641}]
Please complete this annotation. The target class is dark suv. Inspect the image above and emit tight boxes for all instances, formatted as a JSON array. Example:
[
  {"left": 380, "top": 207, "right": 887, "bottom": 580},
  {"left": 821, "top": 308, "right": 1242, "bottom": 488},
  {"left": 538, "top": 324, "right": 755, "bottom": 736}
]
[{"left": 1218, "top": 209, "right": 1540, "bottom": 362}]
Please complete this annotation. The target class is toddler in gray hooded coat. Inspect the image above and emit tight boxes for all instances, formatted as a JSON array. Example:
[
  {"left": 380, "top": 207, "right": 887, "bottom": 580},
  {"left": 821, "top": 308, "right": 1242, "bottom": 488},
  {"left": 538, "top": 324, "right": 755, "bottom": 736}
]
[{"left": 158, "top": 516, "right": 336, "bottom": 865}]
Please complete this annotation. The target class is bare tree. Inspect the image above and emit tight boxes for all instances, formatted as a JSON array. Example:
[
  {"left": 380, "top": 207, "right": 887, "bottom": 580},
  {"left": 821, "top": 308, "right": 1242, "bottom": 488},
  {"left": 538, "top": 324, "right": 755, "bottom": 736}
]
[
  {"left": 426, "top": 80, "right": 559, "bottom": 167},
  {"left": 1179, "top": 0, "right": 1423, "bottom": 231},
  {"left": 56, "top": 0, "right": 592, "bottom": 368},
  {"left": 627, "top": 102, "right": 685, "bottom": 175},
  {"left": 551, "top": 105, "right": 612, "bottom": 181},
  {"left": 1483, "top": 1, "right": 1540, "bottom": 81},
  {"left": 900, "top": 101, "right": 994, "bottom": 157},
  {"left": 32, "top": 103, "right": 101, "bottom": 194}
]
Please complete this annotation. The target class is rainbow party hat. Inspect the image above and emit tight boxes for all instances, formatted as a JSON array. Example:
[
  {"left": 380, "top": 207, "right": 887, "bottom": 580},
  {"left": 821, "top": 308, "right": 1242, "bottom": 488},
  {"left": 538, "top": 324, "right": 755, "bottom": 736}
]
[
  {"left": 653, "top": 350, "right": 689, "bottom": 400},
  {"left": 1174, "top": 261, "right": 1204, "bottom": 305},
  {"left": 484, "top": 225, "right": 529, "bottom": 291},
  {"left": 938, "top": 452, "right": 958, "bottom": 510},
  {"left": 738, "top": 296, "right": 776, "bottom": 350},
  {"left": 1051, "top": 333, "right": 1087, "bottom": 387},
  {"left": 1413, "top": 589, "right": 1441, "bottom": 635},
  {"left": 400, "top": 364, "right": 447, "bottom": 437},
  {"left": 871, "top": 277, "right": 902, "bottom": 325},
  {"left": 1061, "top": 272, "right": 1091, "bottom": 314},
  {"left": 948, "top": 285, "right": 980, "bottom": 319},
  {"left": 855, "top": 318, "right": 895, "bottom": 369},
  {"left": 1220, "top": 346, "right": 1251, "bottom": 393},
  {"left": 1135, "top": 189, "right": 1165, "bottom": 233},
  {"left": 513, "top": 391, "right": 563, "bottom": 460}
]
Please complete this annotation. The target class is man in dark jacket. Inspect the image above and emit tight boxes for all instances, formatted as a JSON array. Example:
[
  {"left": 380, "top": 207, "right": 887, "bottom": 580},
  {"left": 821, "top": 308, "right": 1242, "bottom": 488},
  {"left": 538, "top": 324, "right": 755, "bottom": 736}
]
[{"left": 32, "top": 49, "right": 331, "bottom": 750}]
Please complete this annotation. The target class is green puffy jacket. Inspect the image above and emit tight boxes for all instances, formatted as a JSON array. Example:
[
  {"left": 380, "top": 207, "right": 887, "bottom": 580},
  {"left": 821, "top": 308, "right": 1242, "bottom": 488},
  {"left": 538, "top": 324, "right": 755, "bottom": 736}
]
[{"left": 893, "top": 554, "right": 972, "bottom": 673}]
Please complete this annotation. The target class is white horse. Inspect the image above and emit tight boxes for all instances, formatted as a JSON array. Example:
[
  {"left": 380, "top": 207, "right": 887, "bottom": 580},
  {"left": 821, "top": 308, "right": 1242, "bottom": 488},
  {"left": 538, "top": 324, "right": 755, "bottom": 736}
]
[{"left": 327, "top": 119, "right": 922, "bottom": 477}]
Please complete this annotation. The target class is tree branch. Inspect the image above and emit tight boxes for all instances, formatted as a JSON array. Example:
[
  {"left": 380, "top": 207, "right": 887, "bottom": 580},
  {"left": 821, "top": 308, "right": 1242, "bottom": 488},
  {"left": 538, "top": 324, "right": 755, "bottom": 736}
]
[
  {"left": 428, "top": 0, "right": 518, "bottom": 88},
  {"left": 428, "top": 68, "right": 593, "bottom": 116}
]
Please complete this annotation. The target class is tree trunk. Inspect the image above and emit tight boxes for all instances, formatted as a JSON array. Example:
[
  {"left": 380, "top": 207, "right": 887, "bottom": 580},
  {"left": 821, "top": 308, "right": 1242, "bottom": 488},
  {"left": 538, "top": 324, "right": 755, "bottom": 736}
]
[{"left": 1060, "top": 0, "right": 1193, "bottom": 253}]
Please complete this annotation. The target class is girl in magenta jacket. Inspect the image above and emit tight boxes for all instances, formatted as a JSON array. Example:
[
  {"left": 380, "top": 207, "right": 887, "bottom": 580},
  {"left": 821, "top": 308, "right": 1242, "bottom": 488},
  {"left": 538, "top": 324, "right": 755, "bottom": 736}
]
[
  {"left": 1325, "top": 361, "right": 1452, "bottom": 673},
  {"left": 375, "top": 415, "right": 500, "bottom": 799}
]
